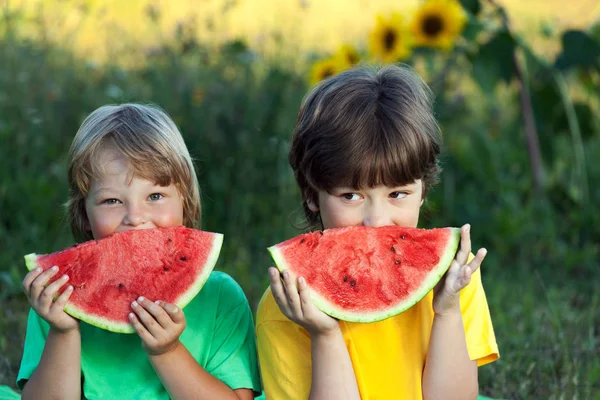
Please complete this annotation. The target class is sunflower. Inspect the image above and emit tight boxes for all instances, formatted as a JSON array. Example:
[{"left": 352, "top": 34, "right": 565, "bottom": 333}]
[
  {"left": 335, "top": 45, "right": 361, "bottom": 68},
  {"left": 309, "top": 57, "right": 344, "bottom": 86},
  {"left": 410, "top": 0, "right": 467, "bottom": 50},
  {"left": 368, "top": 13, "right": 412, "bottom": 63}
]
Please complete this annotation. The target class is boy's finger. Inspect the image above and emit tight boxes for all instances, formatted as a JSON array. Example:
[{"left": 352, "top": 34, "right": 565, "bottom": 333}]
[
  {"left": 137, "top": 297, "right": 172, "bottom": 329},
  {"left": 129, "top": 313, "right": 155, "bottom": 344},
  {"left": 297, "top": 277, "right": 313, "bottom": 312},
  {"left": 298, "top": 277, "right": 323, "bottom": 321},
  {"left": 467, "top": 248, "right": 487, "bottom": 275},
  {"left": 131, "top": 300, "right": 161, "bottom": 337},
  {"left": 458, "top": 266, "right": 473, "bottom": 290},
  {"left": 29, "top": 266, "right": 59, "bottom": 301},
  {"left": 269, "top": 268, "right": 291, "bottom": 313},
  {"left": 156, "top": 301, "right": 184, "bottom": 324},
  {"left": 22, "top": 267, "right": 43, "bottom": 292},
  {"left": 455, "top": 224, "right": 471, "bottom": 266},
  {"left": 283, "top": 271, "right": 303, "bottom": 317},
  {"left": 38, "top": 275, "right": 70, "bottom": 308},
  {"left": 51, "top": 285, "right": 74, "bottom": 311}
]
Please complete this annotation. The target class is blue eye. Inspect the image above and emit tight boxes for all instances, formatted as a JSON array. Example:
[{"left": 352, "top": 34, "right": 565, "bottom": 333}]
[
  {"left": 103, "top": 198, "right": 120, "bottom": 205},
  {"left": 149, "top": 193, "right": 164, "bottom": 201}
]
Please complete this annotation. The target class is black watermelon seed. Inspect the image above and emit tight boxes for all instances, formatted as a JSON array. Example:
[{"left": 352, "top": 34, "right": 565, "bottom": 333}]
[
  {"left": 350, "top": 280, "right": 356, "bottom": 287},
  {"left": 163, "top": 267, "right": 170, "bottom": 271},
  {"left": 391, "top": 246, "right": 395, "bottom": 252},
  {"left": 179, "top": 256, "right": 187, "bottom": 261},
  {"left": 343, "top": 275, "right": 349, "bottom": 282},
  {"left": 300, "top": 238, "right": 305, "bottom": 243},
  {"left": 401, "top": 234, "right": 406, "bottom": 239},
  {"left": 395, "top": 260, "right": 401, "bottom": 265},
  {"left": 118, "top": 283, "right": 124, "bottom": 290},
  {"left": 167, "top": 238, "right": 172, "bottom": 243}
]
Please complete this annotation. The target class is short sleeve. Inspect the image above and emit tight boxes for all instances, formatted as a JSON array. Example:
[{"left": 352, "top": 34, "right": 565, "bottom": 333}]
[
  {"left": 16, "top": 309, "right": 50, "bottom": 390},
  {"left": 459, "top": 266, "right": 499, "bottom": 366},
  {"left": 204, "top": 275, "right": 262, "bottom": 395},
  {"left": 256, "top": 289, "right": 312, "bottom": 400}
]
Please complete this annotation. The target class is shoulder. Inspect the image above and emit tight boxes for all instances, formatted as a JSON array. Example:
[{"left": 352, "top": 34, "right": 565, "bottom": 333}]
[
  {"left": 195, "top": 271, "right": 251, "bottom": 312},
  {"left": 203, "top": 271, "right": 245, "bottom": 295},
  {"left": 256, "top": 287, "right": 291, "bottom": 327},
  {"left": 459, "top": 260, "right": 490, "bottom": 312}
]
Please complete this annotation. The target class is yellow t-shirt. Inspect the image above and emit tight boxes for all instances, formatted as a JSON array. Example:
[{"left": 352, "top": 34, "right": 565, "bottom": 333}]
[{"left": 256, "top": 267, "right": 499, "bottom": 400}]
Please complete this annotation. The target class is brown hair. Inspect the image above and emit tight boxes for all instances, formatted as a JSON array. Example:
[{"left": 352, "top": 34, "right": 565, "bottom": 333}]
[
  {"left": 66, "top": 103, "right": 201, "bottom": 242},
  {"left": 289, "top": 64, "right": 442, "bottom": 228}
]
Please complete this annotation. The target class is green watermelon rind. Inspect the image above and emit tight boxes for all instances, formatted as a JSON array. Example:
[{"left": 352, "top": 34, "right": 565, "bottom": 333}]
[
  {"left": 24, "top": 232, "right": 224, "bottom": 334},
  {"left": 268, "top": 227, "right": 461, "bottom": 323}
]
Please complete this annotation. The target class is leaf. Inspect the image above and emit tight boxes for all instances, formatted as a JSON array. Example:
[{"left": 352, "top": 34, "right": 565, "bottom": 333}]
[
  {"left": 459, "top": 0, "right": 481, "bottom": 16},
  {"left": 554, "top": 30, "right": 600, "bottom": 70},
  {"left": 471, "top": 31, "right": 516, "bottom": 90},
  {"left": 462, "top": 18, "right": 485, "bottom": 42},
  {"left": 587, "top": 21, "right": 600, "bottom": 43}
]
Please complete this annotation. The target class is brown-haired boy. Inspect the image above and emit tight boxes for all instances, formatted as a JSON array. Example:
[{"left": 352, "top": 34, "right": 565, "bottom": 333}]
[{"left": 256, "top": 65, "right": 499, "bottom": 399}]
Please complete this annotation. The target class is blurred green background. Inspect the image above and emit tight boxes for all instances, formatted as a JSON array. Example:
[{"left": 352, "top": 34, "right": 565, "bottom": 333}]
[{"left": 1, "top": 0, "right": 599, "bottom": 398}]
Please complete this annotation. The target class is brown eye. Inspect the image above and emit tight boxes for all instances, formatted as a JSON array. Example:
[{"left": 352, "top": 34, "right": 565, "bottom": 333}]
[
  {"left": 390, "top": 192, "right": 407, "bottom": 199},
  {"left": 342, "top": 193, "right": 360, "bottom": 201}
]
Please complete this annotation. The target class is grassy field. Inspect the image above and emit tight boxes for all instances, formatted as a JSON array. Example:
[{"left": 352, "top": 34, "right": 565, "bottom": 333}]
[{"left": 1, "top": 0, "right": 599, "bottom": 398}]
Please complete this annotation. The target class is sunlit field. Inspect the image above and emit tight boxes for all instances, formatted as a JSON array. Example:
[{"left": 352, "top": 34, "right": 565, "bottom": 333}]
[{"left": 6, "top": 0, "right": 600, "bottom": 63}]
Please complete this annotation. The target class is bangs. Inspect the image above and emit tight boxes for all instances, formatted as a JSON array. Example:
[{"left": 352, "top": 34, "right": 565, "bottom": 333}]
[
  {"left": 305, "top": 115, "right": 438, "bottom": 192},
  {"left": 74, "top": 134, "right": 189, "bottom": 196}
]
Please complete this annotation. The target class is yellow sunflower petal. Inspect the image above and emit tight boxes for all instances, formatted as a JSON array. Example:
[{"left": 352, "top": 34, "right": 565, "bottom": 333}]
[
  {"left": 410, "top": 0, "right": 467, "bottom": 50},
  {"left": 368, "top": 12, "right": 413, "bottom": 64},
  {"left": 309, "top": 57, "right": 344, "bottom": 86},
  {"left": 335, "top": 44, "right": 361, "bottom": 69}
]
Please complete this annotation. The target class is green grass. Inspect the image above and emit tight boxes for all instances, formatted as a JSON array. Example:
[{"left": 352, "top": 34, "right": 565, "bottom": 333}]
[{"left": 479, "top": 274, "right": 600, "bottom": 398}]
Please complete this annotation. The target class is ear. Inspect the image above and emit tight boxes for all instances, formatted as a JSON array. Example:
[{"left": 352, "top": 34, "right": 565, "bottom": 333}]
[{"left": 307, "top": 197, "right": 319, "bottom": 212}]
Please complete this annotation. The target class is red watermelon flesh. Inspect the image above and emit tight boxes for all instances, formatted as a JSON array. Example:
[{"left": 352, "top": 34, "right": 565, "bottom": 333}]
[
  {"left": 24, "top": 226, "right": 223, "bottom": 333},
  {"left": 268, "top": 226, "right": 460, "bottom": 323}
]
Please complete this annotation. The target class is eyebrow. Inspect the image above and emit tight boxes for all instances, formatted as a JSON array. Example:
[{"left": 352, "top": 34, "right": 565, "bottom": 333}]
[{"left": 89, "top": 186, "right": 117, "bottom": 197}]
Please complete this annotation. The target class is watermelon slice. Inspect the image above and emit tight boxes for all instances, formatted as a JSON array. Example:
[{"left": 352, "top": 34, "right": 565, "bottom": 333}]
[
  {"left": 24, "top": 226, "right": 223, "bottom": 333},
  {"left": 268, "top": 226, "right": 460, "bottom": 323}
]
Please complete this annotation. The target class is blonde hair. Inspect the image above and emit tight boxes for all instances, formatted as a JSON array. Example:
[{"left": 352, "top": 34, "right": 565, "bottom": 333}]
[
  {"left": 290, "top": 64, "right": 442, "bottom": 228},
  {"left": 66, "top": 103, "right": 201, "bottom": 242}
]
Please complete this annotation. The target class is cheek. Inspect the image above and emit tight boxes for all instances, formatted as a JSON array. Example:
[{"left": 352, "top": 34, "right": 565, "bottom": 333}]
[
  {"left": 87, "top": 210, "right": 120, "bottom": 239},
  {"left": 156, "top": 202, "right": 185, "bottom": 227},
  {"left": 400, "top": 198, "right": 423, "bottom": 227},
  {"left": 319, "top": 200, "right": 361, "bottom": 229}
]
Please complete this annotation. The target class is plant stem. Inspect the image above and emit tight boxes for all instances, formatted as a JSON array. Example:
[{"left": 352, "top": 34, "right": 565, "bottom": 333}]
[
  {"left": 553, "top": 71, "right": 589, "bottom": 203},
  {"left": 487, "top": 0, "right": 545, "bottom": 193}
]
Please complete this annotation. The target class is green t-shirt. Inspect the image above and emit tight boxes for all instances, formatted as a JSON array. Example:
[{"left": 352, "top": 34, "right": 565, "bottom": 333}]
[{"left": 17, "top": 271, "right": 262, "bottom": 399}]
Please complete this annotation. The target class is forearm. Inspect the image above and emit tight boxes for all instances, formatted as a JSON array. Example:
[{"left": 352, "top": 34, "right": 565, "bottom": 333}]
[
  {"left": 422, "top": 307, "right": 478, "bottom": 400},
  {"left": 149, "top": 341, "right": 251, "bottom": 400},
  {"left": 309, "top": 328, "right": 360, "bottom": 400},
  {"left": 22, "top": 329, "right": 81, "bottom": 400}
]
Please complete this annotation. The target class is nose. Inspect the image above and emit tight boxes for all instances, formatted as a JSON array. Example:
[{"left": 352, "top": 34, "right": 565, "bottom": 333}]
[
  {"left": 123, "top": 203, "right": 147, "bottom": 227},
  {"left": 362, "top": 201, "right": 393, "bottom": 227}
]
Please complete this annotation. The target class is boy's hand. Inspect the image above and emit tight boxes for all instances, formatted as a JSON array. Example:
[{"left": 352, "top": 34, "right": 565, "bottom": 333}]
[
  {"left": 22, "top": 266, "right": 79, "bottom": 333},
  {"left": 129, "top": 297, "right": 186, "bottom": 356},
  {"left": 432, "top": 224, "right": 487, "bottom": 315},
  {"left": 269, "top": 266, "right": 340, "bottom": 337}
]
